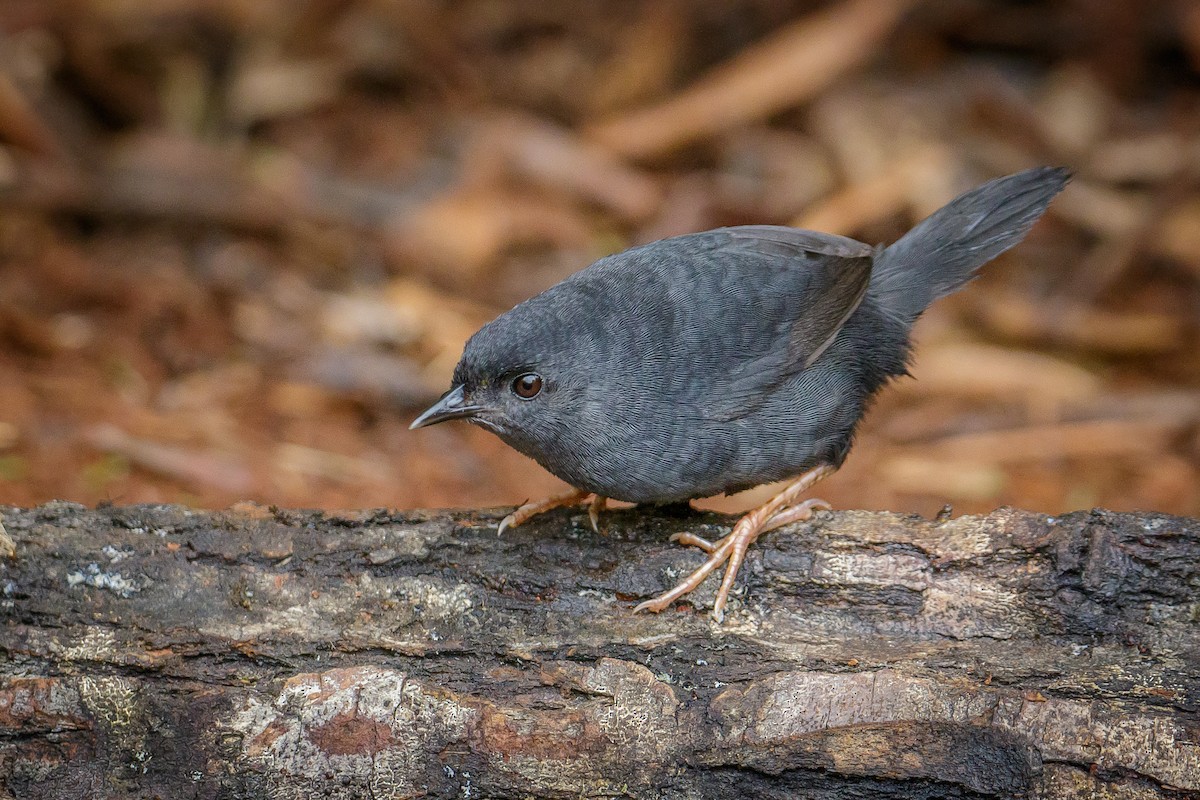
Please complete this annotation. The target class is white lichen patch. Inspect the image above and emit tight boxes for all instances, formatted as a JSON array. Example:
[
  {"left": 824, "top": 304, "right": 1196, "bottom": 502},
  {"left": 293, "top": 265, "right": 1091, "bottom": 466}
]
[
  {"left": 810, "top": 551, "right": 930, "bottom": 591},
  {"left": 192, "top": 569, "right": 369, "bottom": 642},
  {"left": 56, "top": 627, "right": 119, "bottom": 663},
  {"left": 752, "top": 670, "right": 998, "bottom": 743},
  {"left": 575, "top": 588, "right": 616, "bottom": 603},
  {"left": 65, "top": 563, "right": 141, "bottom": 597},
  {"left": 493, "top": 659, "right": 682, "bottom": 792},
  {"left": 390, "top": 575, "right": 474, "bottom": 619},
  {"left": 919, "top": 516, "right": 998, "bottom": 560},
  {"left": 79, "top": 675, "right": 151, "bottom": 760},
  {"left": 101, "top": 544, "right": 131, "bottom": 562},
  {"left": 229, "top": 666, "right": 478, "bottom": 798},
  {"left": 839, "top": 511, "right": 999, "bottom": 561},
  {"left": 584, "top": 659, "right": 679, "bottom": 762},
  {"left": 79, "top": 676, "right": 138, "bottom": 729},
  {"left": 919, "top": 575, "right": 1033, "bottom": 639},
  {"left": 374, "top": 525, "right": 433, "bottom": 559},
  {"left": 993, "top": 694, "right": 1200, "bottom": 790},
  {"left": 218, "top": 572, "right": 478, "bottom": 645}
]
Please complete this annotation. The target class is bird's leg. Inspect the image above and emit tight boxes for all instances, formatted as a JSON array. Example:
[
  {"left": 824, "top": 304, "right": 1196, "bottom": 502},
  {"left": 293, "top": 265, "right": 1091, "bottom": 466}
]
[
  {"left": 497, "top": 489, "right": 608, "bottom": 535},
  {"left": 634, "top": 464, "right": 835, "bottom": 622}
]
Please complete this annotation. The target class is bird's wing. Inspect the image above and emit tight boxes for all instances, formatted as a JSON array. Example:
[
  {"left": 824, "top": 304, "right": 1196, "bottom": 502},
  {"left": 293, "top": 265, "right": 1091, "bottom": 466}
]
[
  {"left": 669, "top": 226, "right": 874, "bottom": 421},
  {"left": 557, "top": 224, "right": 874, "bottom": 423},
  {"left": 721, "top": 226, "right": 874, "bottom": 369}
]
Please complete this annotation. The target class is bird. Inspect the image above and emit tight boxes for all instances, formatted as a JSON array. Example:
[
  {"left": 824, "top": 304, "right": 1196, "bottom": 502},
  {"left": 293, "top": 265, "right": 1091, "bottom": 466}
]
[{"left": 410, "top": 167, "right": 1069, "bottom": 622}]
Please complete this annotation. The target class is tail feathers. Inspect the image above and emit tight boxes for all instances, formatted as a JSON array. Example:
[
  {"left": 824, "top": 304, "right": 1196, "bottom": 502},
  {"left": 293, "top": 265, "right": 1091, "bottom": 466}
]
[{"left": 872, "top": 166, "right": 1069, "bottom": 324}]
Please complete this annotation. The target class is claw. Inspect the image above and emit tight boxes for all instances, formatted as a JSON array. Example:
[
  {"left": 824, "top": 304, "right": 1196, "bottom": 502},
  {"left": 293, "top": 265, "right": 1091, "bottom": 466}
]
[
  {"left": 633, "top": 598, "right": 663, "bottom": 614},
  {"left": 587, "top": 495, "right": 607, "bottom": 534}
]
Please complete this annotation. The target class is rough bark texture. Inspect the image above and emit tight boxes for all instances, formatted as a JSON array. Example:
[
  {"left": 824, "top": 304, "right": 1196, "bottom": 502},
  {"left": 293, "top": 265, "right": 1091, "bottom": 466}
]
[{"left": 0, "top": 501, "right": 1197, "bottom": 799}]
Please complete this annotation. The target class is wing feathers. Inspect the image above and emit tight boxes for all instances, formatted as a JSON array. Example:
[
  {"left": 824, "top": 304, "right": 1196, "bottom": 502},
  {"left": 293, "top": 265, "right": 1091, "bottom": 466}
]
[
  {"left": 695, "top": 226, "right": 875, "bottom": 419},
  {"left": 719, "top": 226, "right": 873, "bottom": 369}
]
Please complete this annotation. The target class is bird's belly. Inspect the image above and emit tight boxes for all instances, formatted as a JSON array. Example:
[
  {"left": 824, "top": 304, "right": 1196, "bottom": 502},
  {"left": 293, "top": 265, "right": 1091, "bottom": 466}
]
[
  {"left": 572, "top": 395, "right": 861, "bottom": 503},
  {"left": 522, "top": 434, "right": 728, "bottom": 504},
  {"left": 531, "top": 422, "right": 827, "bottom": 505},
  {"left": 509, "top": 357, "right": 870, "bottom": 504}
]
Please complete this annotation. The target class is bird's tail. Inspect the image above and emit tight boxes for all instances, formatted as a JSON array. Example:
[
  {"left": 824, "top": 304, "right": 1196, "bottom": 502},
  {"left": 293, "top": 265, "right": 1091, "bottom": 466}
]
[{"left": 871, "top": 166, "right": 1069, "bottom": 324}]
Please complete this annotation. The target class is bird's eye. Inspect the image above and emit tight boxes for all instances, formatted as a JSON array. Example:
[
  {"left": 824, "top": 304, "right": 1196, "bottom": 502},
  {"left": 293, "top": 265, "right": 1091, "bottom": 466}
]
[{"left": 511, "top": 373, "right": 543, "bottom": 399}]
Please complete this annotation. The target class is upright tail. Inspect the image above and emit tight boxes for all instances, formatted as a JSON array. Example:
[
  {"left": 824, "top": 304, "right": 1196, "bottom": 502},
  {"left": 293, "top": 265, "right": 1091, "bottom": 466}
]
[{"left": 871, "top": 166, "right": 1069, "bottom": 324}]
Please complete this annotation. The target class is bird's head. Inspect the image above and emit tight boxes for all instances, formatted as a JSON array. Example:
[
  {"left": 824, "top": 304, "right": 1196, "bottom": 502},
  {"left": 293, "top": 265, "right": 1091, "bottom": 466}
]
[{"left": 408, "top": 299, "right": 590, "bottom": 453}]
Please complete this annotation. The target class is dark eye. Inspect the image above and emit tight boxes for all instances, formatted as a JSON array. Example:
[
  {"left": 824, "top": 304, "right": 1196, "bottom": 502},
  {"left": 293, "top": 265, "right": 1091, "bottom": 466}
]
[{"left": 511, "top": 373, "right": 543, "bottom": 399}]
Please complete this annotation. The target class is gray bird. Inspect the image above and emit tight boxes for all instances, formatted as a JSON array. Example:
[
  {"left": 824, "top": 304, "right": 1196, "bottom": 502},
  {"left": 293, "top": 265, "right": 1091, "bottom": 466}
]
[{"left": 411, "top": 167, "right": 1068, "bottom": 621}]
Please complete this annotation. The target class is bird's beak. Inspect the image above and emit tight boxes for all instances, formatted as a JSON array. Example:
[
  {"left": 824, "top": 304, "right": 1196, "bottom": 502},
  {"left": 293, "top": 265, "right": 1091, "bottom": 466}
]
[{"left": 409, "top": 385, "right": 482, "bottom": 429}]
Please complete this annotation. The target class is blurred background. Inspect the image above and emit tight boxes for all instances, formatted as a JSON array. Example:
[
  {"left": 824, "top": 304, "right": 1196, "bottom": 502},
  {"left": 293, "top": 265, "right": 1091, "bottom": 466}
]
[{"left": 0, "top": 0, "right": 1197, "bottom": 518}]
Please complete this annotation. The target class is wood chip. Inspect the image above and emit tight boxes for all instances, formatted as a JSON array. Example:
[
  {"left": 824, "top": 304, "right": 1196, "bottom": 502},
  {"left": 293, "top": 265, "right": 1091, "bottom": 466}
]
[
  {"left": 791, "top": 147, "right": 950, "bottom": 235},
  {"left": 0, "top": 70, "right": 65, "bottom": 157},
  {"left": 471, "top": 114, "right": 662, "bottom": 221},
  {"left": 918, "top": 418, "right": 1187, "bottom": 464},
  {"left": 970, "top": 289, "right": 1186, "bottom": 355},
  {"left": 880, "top": 456, "right": 1006, "bottom": 501},
  {"left": 385, "top": 187, "right": 592, "bottom": 279},
  {"left": 902, "top": 342, "right": 1099, "bottom": 409},
  {"left": 85, "top": 424, "right": 253, "bottom": 494},
  {"left": 588, "top": 0, "right": 915, "bottom": 159},
  {"left": 227, "top": 57, "right": 345, "bottom": 125}
]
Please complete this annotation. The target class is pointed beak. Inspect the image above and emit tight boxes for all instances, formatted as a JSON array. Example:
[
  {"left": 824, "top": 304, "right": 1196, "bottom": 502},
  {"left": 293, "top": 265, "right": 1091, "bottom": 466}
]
[{"left": 409, "top": 385, "right": 482, "bottom": 430}]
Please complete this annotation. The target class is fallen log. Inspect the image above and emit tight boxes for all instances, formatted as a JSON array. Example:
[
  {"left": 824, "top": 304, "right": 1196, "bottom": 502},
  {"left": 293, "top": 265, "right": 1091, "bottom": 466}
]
[{"left": 0, "top": 502, "right": 1197, "bottom": 799}]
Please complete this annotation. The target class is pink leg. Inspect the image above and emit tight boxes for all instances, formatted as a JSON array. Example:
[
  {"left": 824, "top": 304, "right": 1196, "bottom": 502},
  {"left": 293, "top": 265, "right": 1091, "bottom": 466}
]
[
  {"left": 498, "top": 489, "right": 605, "bottom": 536},
  {"left": 669, "top": 531, "right": 718, "bottom": 552},
  {"left": 761, "top": 497, "right": 831, "bottom": 532},
  {"left": 669, "top": 497, "right": 829, "bottom": 554},
  {"left": 634, "top": 464, "right": 835, "bottom": 622}
]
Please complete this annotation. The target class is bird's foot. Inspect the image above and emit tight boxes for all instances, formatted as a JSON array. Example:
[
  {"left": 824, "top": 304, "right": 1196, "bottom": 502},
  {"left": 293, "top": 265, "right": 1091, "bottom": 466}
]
[
  {"left": 667, "top": 497, "right": 831, "bottom": 554},
  {"left": 497, "top": 489, "right": 608, "bottom": 535},
  {"left": 633, "top": 465, "right": 835, "bottom": 622},
  {"left": 760, "top": 497, "right": 832, "bottom": 533}
]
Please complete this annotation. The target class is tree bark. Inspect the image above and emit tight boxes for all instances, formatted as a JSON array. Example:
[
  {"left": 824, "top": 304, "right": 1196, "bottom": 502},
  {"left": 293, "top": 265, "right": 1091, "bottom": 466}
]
[{"left": 0, "top": 501, "right": 1197, "bottom": 799}]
